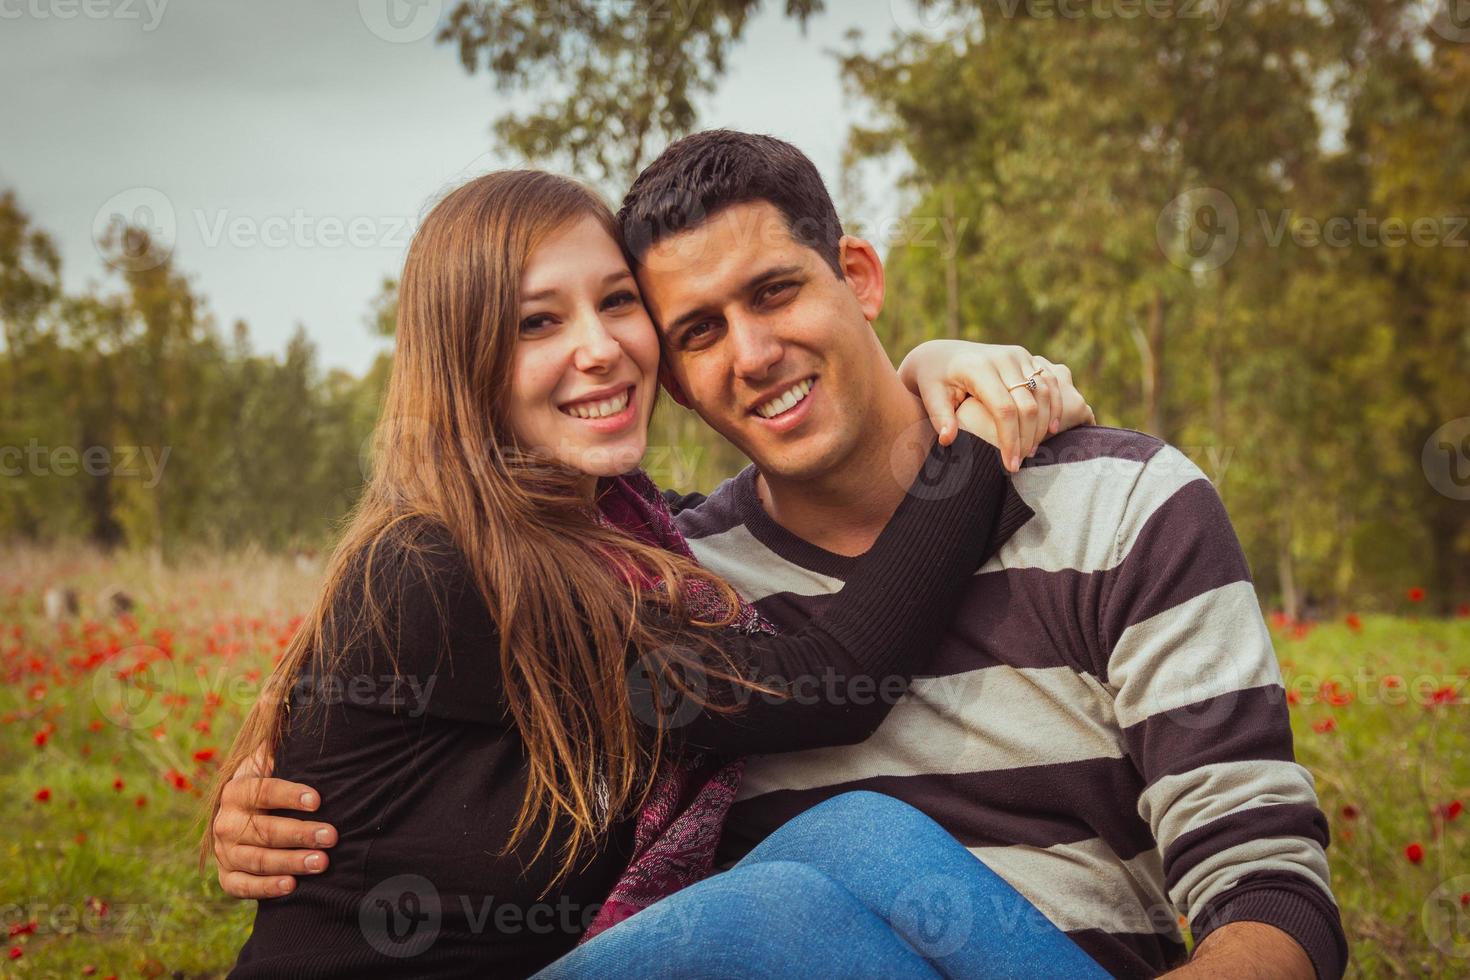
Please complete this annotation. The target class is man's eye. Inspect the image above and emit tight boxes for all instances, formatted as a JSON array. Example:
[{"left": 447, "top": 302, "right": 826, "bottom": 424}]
[
  {"left": 683, "top": 322, "right": 714, "bottom": 344},
  {"left": 758, "top": 281, "right": 795, "bottom": 304}
]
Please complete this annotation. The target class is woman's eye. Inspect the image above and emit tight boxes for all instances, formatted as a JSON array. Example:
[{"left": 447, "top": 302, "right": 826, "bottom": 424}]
[
  {"left": 519, "top": 314, "right": 554, "bottom": 334},
  {"left": 602, "top": 290, "right": 637, "bottom": 311}
]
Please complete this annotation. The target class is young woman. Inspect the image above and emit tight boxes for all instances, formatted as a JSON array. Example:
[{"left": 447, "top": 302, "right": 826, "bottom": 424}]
[{"left": 206, "top": 170, "right": 1105, "bottom": 979}]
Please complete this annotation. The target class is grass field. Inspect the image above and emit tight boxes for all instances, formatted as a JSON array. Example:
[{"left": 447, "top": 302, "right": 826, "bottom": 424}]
[{"left": 1, "top": 546, "right": 1467, "bottom": 978}]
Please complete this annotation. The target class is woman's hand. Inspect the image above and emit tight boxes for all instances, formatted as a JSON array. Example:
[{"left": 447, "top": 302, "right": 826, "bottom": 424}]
[{"left": 899, "top": 339, "right": 1096, "bottom": 472}]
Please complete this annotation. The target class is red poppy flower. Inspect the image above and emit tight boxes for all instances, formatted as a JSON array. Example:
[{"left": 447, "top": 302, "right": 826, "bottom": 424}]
[
  {"left": 7, "top": 921, "right": 36, "bottom": 938},
  {"left": 164, "top": 769, "right": 192, "bottom": 791},
  {"left": 112, "top": 777, "right": 124, "bottom": 791},
  {"left": 7, "top": 946, "right": 21, "bottom": 960},
  {"left": 1344, "top": 614, "right": 1362, "bottom": 632},
  {"left": 1341, "top": 805, "right": 1359, "bottom": 820},
  {"left": 134, "top": 795, "right": 147, "bottom": 808},
  {"left": 1461, "top": 893, "right": 1470, "bottom": 908},
  {"left": 1457, "top": 603, "right": 1470, "bottom": 618},
  {"left": 1405, "top": 842, "right": 1425, "bottom": 864},
  {"left": 1286, "top": 690, "right": 1301, "bottom": 706},
  {"left": 32, "top": 729, "right": 48, "bottom": 748},
  {"left": 1312, "top": 718, "right": 1337, "bottom": 733},
  {"left": 34, "top": 787, "right": 50, "bottom": 803},
  {"left": 1407, "top": 587, "right": 1425, "bottom": 603},
  {"left": 192, "top": 747, "right": 217, "bottom": 763}
]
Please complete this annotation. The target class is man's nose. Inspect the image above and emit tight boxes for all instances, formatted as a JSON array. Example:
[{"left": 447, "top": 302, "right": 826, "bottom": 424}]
[
  {"left": 570, "top": 312, "right": 622, "bottom": 373},
  {"left": 728, "top": 316, "right": 782, "bottom": 381}
]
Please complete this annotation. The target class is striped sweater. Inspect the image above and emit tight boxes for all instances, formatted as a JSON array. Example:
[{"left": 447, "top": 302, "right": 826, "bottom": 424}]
[{"left": 669, "top": 426, "right": 1346, "bottom": 979}]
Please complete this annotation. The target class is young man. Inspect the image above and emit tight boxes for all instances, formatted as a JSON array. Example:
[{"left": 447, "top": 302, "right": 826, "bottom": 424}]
[{"left": 212, "top": 131, "right": 1345, "bottom": 978}]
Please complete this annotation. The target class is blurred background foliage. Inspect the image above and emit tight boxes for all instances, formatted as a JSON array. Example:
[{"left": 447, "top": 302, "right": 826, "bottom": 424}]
[{"left": 1, "top": 0, "right": 1465, "bottom": 617}]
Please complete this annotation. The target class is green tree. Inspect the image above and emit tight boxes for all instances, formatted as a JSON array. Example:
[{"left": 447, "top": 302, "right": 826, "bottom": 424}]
[{"left": 440, "top": 0, "right": 824, "bottom": 187}]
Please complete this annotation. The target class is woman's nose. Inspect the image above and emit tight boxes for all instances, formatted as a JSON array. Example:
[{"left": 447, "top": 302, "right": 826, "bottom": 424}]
[{"left": 570, "top": 313, "right": 622, "bottom": 373}]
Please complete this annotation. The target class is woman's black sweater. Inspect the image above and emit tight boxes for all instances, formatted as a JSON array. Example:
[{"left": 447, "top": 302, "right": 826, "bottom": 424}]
[{"left": 229, "top": 433, "right": 1008, "bottom": 978}]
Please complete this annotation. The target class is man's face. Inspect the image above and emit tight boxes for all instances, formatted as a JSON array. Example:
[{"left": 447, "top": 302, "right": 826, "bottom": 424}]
[{"left": 636, "top": 201, "right": 885, "bottom": 483}]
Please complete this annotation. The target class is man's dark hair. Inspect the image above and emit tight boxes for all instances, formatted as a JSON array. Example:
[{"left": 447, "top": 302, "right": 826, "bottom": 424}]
[{"left": 618, "top": 130, "right": 844, "bottom": 276}]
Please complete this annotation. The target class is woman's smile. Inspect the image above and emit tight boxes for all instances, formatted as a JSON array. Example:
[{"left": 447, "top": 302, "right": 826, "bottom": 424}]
[{"left": 557, "top": 382, "right": 639, "bottom": 434}]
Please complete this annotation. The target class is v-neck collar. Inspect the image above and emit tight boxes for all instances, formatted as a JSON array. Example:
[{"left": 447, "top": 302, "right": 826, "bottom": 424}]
[{"left": 727, "top": 462, "right": 1036, "bottom": 576}]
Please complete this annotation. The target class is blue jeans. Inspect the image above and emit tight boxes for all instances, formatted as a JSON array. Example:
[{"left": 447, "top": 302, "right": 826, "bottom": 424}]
[{"left": 537, "top": 790, "right": 1110, "bottom": 979}]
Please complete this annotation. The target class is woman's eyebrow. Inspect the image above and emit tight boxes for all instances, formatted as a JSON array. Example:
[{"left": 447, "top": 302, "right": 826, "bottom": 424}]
[{"left": 522, "top": 270, "right": 633, "bottom": 304}]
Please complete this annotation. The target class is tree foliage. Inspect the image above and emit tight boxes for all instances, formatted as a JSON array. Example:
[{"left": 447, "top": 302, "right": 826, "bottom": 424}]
[
  {"left": 439, "top": 0, "right": 824, "bottom": 186},
  {"left": 0, "top": 194, "right": 383, "bottom": 554},
  {"left": 839, "top": 0, "right": 1469, "bottom": 613}
]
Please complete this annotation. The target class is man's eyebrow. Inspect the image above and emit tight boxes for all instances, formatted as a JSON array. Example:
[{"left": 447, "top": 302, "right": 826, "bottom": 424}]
[
  {"left": 663, "top": 264, "right": 805, "bottom": 336},
  {"left": 521, "top": 270, "right": 633, "bottom": 304}
]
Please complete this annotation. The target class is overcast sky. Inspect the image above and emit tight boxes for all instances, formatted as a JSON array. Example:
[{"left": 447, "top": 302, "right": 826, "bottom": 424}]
[{"left": 1, "top": 0, "right": 937, "bottom": 373}]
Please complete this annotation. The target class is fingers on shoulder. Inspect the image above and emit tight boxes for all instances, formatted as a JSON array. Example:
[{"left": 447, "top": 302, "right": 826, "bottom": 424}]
[{"left": 219, "top": 868, "right": 297, "bottom": 900}]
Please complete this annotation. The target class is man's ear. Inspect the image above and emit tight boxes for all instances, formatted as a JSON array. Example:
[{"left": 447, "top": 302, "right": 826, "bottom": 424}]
[
  {"left": 838, "top": 235, "right": 885, "bottom": 322},
  {"left": 658, "top": 359, "right": 691, "bottom": 408}
]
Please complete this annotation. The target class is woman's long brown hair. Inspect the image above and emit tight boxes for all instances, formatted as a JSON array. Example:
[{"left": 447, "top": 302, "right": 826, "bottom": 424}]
[{"left": 203, "top": 171, "right": 768, "bottom": 887}]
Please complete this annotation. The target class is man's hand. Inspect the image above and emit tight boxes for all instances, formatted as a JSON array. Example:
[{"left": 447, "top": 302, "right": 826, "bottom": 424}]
[
  {"left": 212, "top": 747, "right": 337, "bottom": 899},
  {"left": 1164, "top": 921, "right": 1315, "bottom": 979}
]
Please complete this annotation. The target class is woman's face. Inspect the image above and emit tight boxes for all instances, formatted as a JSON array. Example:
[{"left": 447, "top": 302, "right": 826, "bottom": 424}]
[{"left": 507, "top": 214, "right": 661, "bottom": 487}]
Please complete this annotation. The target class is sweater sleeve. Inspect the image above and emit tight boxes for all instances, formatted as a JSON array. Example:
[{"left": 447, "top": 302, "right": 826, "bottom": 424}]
[
  {"left": 662, "top": 431, "right": 1010, "bottom": 755},
  {"left": 661, "top": 488, "right": 708, "bottom": 515},
  {"left": 316, "top": 432, "right": 1007, "bottom": 755},
  {"left": 1097, "top": 445, "right": 1347, "bottom": 979}
]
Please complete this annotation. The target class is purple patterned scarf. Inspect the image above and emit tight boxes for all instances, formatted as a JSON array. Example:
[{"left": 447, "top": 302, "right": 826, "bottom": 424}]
[{"left": 581, "top": 470, "right": 776, "bottom": 942}]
